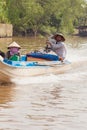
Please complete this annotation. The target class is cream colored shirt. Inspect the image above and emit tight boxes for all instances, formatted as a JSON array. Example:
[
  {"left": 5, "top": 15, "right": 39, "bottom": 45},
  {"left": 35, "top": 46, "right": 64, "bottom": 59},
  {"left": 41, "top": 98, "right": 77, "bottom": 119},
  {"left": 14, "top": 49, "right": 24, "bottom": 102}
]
[{"left": 49, "top": 39, "right": 67, "bottom": 59}]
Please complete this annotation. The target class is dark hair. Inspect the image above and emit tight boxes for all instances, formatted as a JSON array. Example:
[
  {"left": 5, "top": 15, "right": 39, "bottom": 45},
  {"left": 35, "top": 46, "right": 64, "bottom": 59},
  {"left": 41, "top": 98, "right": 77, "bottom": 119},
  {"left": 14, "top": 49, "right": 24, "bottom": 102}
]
[{"left": 0, "top": 50, "right": 5, "bottom": 58}]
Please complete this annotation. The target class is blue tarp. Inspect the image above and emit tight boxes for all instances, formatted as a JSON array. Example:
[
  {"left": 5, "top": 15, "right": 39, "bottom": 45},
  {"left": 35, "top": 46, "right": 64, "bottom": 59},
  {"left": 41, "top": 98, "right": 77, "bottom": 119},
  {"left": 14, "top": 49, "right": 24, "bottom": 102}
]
[{"left": 27, "top": 52, "right": 59, "bottom": 61}]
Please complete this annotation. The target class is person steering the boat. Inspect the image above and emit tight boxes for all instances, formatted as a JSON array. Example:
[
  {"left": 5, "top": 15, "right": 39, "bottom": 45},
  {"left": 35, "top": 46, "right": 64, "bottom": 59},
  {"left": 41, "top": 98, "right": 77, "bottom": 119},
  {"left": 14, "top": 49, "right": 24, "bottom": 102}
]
[
  {"left": 6, "top": 41, "right": 21, "bottom": 61},
  {"left": 46, "top": 33, "right": 67, "bottom": 62}
]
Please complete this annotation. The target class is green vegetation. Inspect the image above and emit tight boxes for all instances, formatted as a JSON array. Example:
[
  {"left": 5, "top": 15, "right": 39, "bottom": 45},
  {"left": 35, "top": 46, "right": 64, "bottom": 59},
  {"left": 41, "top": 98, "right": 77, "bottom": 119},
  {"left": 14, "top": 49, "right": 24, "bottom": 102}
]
[
  {"left": 0, "top": 0, "right": 87, "bottom": 36},
  {"left": 0, "top": 0, "right": 9, "bottom": 23}
]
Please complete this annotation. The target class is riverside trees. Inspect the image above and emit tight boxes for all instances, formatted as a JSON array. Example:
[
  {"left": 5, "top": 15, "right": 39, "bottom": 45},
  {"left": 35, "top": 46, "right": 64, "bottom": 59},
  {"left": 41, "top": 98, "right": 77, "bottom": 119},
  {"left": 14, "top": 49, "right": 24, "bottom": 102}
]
[{"left": 0, "top": 0, "right": 87, "bottom": 36}]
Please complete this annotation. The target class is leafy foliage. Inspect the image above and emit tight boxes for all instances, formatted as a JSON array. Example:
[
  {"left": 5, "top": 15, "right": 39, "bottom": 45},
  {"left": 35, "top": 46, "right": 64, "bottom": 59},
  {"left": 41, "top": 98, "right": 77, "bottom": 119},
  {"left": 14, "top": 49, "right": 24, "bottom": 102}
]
[
  {"left": 0, "top": 0, "right": 9, "bottom": 23},
  {"left": 0, "top": 0, "right": 87, "bottom": 36}
]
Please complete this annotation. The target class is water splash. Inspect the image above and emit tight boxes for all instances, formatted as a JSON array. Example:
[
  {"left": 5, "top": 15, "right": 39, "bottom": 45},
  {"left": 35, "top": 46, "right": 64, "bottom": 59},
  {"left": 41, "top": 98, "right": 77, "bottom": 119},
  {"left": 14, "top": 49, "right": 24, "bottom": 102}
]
[{"left": 10, "top": 44, "right": 87, "bottom": 85}]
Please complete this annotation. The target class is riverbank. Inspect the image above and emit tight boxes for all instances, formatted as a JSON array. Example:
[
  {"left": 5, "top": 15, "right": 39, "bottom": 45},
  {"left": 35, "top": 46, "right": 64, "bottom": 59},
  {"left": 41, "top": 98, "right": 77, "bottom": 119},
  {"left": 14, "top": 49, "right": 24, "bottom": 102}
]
[{"left": 0, "top": 24, "right": 13, "bottom": 38}]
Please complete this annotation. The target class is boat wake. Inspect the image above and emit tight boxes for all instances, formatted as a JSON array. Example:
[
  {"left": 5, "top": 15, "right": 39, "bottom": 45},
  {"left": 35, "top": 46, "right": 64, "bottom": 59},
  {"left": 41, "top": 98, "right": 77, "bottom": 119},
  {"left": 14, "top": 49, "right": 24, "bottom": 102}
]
[
  {"left": 0, "top": 44, "right": 87, "bottom": 85},
  {"left": 11, "top": 44, "right": 87, "bottom": 85}
]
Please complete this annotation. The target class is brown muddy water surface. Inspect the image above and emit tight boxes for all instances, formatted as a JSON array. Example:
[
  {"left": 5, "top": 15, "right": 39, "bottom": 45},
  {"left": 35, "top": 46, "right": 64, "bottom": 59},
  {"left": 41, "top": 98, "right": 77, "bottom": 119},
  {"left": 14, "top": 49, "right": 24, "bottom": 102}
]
[{"left": 0, "top": 36, "right": 87, "bottom": 130}]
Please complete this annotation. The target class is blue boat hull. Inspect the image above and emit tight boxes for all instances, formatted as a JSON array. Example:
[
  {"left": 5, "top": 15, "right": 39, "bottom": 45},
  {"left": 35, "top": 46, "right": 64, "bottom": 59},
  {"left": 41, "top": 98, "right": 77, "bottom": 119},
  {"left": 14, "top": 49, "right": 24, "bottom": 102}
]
[
  {"left": 3, "top": 53, "right": 59, "bottom": 67},
  {"left": 0, "top": 53, "right": 71, "bottom": 83}
]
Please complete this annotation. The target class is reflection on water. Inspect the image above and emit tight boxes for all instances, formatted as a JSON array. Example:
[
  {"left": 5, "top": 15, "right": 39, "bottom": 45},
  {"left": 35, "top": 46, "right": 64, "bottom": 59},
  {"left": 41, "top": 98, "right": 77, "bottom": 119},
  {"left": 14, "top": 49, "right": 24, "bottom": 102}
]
[
  {"left": 0, "top": 36, "right": 87, "bottom": 130},
  {"left": 0, "top": 82, "right": 87, "bottom": 130},
  {"left": 0, "top": 83, "right": 15, "bottom": 107},
  {"left": 12, "top": 36, "right": 46, "bottom": 54}
]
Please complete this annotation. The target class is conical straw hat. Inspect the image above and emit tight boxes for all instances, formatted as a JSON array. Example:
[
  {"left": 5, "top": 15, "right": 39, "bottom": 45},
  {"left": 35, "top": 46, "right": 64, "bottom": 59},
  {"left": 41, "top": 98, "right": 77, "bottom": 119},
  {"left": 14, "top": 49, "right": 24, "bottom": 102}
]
[
  {"left": 8, "top": 41, "right": 21, "bottom": 49},
  {"left": 52, "top": 33, "right": 65, "bottom": 41}
]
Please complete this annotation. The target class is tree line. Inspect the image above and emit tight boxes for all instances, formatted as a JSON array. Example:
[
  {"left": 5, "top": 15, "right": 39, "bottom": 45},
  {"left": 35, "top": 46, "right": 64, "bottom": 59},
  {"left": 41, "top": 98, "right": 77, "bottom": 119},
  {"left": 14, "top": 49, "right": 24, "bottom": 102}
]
[{"left": 0, "top": 0, "right": 87, "bottom": 36}]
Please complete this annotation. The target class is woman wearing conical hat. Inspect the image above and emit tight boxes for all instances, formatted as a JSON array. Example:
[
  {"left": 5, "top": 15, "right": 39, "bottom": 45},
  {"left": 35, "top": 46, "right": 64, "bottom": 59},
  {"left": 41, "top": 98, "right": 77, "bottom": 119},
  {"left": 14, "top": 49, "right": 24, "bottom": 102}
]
[
  {"left": 6, "top": 41, "right": 21, "bottom": 60},
  {"left": 46, "top": 33, "right": 67, "bottom": 61}
]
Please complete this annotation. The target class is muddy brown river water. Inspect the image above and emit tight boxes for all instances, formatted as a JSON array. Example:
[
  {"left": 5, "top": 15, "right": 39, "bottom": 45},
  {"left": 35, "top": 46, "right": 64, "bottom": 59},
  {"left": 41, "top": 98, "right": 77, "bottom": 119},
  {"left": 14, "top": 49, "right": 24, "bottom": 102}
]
[{"left": 0, "top": 36, "right": 87, "bottom": 130}]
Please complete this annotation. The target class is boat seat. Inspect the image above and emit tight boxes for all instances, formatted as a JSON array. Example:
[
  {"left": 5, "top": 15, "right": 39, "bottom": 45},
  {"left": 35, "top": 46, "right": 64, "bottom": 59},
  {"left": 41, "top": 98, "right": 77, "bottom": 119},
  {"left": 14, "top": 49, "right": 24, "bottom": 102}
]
[{"left": 20, "top": 55, "right": 27, "bottom": 61}]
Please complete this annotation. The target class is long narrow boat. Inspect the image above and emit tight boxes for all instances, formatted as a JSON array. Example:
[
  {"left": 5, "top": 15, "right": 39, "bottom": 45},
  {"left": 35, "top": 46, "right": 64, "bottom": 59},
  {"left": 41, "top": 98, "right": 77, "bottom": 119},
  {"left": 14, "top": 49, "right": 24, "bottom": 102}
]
[{"left": 0, "top": 52, "right": 71, "bottom": 83}]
